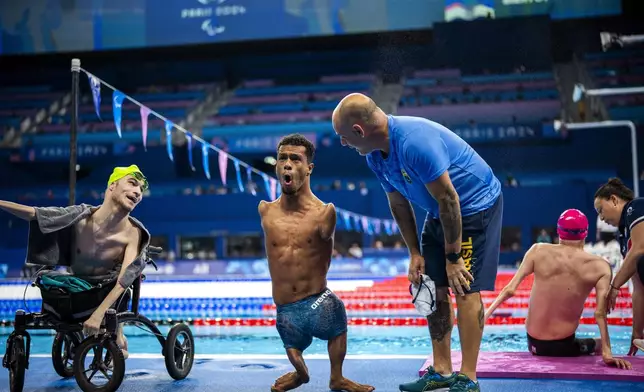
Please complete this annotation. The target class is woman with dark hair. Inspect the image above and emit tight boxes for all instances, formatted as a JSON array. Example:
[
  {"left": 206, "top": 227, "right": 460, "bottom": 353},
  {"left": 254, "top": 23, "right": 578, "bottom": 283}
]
[{"left": 594, "top": 177, "right": 644, "bottom": 355}]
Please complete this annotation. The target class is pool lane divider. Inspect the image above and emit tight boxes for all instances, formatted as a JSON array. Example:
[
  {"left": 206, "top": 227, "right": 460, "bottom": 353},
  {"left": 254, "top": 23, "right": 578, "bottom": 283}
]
[{"left": 0, "top": 316, "right": 633, "bottom": 327}]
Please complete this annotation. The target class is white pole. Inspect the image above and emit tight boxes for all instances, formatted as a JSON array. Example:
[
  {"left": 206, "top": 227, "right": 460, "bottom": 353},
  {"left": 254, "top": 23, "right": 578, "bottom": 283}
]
[
  {"left": 573, "top": 83, "right": 644, "bottom": 102},
  {"left": 601, "top": 32, "right": 644, "bottom": 51},
  {"left": 586, "top": 86, "right": 644, "bottom": 97},
  {"left": 554, "top": 120, "right": 639, "bottom": 198}
]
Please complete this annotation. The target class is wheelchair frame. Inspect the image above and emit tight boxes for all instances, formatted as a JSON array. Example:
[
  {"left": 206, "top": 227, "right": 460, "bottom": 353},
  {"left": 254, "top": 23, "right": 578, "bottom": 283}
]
[{"left": 2, "top": 247, "right": 195, "bottom": 392}]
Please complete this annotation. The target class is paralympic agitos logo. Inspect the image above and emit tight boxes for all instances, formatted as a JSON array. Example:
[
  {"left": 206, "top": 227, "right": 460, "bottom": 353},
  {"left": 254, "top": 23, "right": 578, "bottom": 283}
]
[{"left": 180, "top": 0, "right": 248, "bottom": 37}]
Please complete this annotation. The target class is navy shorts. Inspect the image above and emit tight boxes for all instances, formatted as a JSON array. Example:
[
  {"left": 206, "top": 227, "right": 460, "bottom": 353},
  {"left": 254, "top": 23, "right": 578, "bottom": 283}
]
[
  {"left": 421, "top": 192, "right": 503, "bottom": 293},
  {"left": 275, "top": 288, "right": 348, "bottom": 352}
]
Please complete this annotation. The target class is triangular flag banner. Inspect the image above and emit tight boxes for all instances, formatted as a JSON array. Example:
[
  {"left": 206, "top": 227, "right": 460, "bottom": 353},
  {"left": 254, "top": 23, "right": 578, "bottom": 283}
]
[
  {"left": 353, "top": 215, "right": 361, "bottom": 231},
  {"left": 261, "top": 173, "right": 270, "bottom": 198},
  {"left": 218, "top": 150, "right": 228, "bottom": 185},
  {"left": 112, "top": 90, "right": 125, "bottom": 138},
  {"left": 202, "top": 143, "right": 211, "bottom": 180},
  {"left": 342, "top": 211, "right": 351, "bottom": 230},
  {"left": 140, "top": 106, "right": 150, "bottom": 151},
  {"left": 247, "top": 167, "right": 256, "bottom": 196},
  {"left": 164, "top": 120, "right": 174, "bottom": 162},
  {"left": 383, "top": 221, "right": 392, "bottom": 235},
  {"left": 269, "top": 177, "right": 277, "bottom": 201},
  {"left": 233, "top": 159, "right": 244, "bottom": 193},
  {"left": 185, "top": 132, "right": 196, "bottom": 171},
  {"left": 88, "top": 74, "right": 102, "bottom": 121},
  {"left": 76, "top": 67, "right": 400, "bottom": 237}
]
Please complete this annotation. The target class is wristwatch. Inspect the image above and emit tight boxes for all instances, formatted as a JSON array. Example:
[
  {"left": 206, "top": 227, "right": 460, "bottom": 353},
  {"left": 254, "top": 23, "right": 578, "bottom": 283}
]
[{"left": 446, "top": 251, "right": 462, "bottom": 263}]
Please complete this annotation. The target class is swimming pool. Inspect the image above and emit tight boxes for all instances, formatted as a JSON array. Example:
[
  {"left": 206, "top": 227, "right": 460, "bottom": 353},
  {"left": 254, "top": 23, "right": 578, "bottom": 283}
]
[{"left": 1, "top": 324, "right": 635, "bottom": 356}]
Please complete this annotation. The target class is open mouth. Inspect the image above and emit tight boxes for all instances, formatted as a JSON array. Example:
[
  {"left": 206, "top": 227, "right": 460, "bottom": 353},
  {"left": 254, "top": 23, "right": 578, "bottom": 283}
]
[
  {"left": 283, "top": 174, "right": 293, "bottom": 186},
  {"left": 126, "top": 195, "right": 138, "bottom": 204}
]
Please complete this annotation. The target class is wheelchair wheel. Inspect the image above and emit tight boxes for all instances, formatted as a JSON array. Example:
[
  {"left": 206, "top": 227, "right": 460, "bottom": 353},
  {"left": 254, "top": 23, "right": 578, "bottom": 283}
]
[
  {"left": 8, "top": 335, "right": 26, "bottom": 392},
  {"left": 164, "top": 323, "right": 194, "bottom": 380},
  {"left": 73, "top": 336, "right": 125, "bottom": 392},
  {"left": 52, "top": 331, "right": 83, "bottom": 378}
]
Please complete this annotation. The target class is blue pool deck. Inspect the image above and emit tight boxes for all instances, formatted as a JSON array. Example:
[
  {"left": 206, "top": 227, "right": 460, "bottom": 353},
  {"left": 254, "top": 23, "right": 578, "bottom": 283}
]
[
  {"left": 1, "top": 325, "right": 643, "bottom": 391},
  {"left": 4, "top": 355, "right": 642, "bottom": 392}
]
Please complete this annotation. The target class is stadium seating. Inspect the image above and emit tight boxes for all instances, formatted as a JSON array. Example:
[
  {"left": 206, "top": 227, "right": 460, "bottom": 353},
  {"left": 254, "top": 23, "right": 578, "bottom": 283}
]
[
  {"left": 584, "top": 49, "right": 644, "bottom": 124},
  {"left": 205, "top": 73, "right": 376, "bottom": 126},
  {"left": 0, "top": 85, "right": 66, "bottom": 135},
  {"left": 397, "top": 69, "right": 560, "bottom": 125}
]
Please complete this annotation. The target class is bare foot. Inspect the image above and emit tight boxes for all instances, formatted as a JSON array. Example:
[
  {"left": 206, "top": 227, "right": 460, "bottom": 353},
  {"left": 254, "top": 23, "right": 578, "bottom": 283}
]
[
  {"left": 330, "top": 377, "right": 375, "bottom": 392},
  {"left": 116, "top": 336, "right": 129, "bottom": 360},
  {"left": 271, "top": 371, "right": 308, "bottom": 392}
]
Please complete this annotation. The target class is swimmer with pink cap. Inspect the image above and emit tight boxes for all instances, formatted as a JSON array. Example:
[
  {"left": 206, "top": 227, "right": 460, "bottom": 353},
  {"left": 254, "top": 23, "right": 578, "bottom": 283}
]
[
  {"left": 557, "top": 208, "right": 589, "bottom": 242},
  {"left": 483, "top": 208, "right": 632, "bottom": 369}
]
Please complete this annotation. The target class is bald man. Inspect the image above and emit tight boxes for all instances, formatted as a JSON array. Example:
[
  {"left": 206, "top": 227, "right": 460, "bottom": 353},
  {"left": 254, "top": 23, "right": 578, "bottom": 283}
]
[{"left": 332, "top": 94, "right": 503, "bottom": 392}]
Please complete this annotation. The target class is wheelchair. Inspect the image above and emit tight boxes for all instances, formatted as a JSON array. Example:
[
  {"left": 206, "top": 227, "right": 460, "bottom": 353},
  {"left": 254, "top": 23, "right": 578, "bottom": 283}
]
[{"left": 2, "top": 246, "right": 196, "bottom": 392}]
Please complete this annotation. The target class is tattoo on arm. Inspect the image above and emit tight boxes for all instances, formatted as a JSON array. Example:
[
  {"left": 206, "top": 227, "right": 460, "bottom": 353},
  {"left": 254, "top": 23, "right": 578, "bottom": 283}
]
[
  {"left": 427, "top": 297, "right": 452, "bottom": 342},
  {"left": 438, "top": 187, "right": 462, "bottom": 244}
]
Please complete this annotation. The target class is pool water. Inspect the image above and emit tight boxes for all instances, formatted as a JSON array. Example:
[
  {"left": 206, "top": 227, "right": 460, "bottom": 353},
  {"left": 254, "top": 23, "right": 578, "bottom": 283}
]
[{"left": 0, "top": 325, "right": 636, "bottom": 356}]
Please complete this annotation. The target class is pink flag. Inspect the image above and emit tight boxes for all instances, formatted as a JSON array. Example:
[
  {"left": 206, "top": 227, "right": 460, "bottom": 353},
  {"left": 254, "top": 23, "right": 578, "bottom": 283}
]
[
  {"left": 361, "top": 216, "right": 369, "bottom": 232},
  {"left": 269, "top": 177, "right": 277, "bottom": 200},
  {"left": 140, "top": 106, "right": 150, "bottom": 151},
  {"left": 218, "top": 150, "right": 228, "bottom": 185}
]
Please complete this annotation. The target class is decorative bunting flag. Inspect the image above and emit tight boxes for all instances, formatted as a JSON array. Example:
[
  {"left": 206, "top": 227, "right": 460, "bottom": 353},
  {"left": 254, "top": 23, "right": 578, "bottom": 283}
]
[
  {"left": 82, "top": 68, "right": 397, "bottom": 236},
  {"left": 246, "top": 167, "right": 256, "bottom": 196},
  {"left": 112, "top": 90, "right": 125, "bottom": 138},
  {"left": 261, "top": 173, "right": 270, "bottom": 198},
  {"left": 164, "top": 120, "right": 174, "bottom": 162},
  {"left": 202, "top": 143, "right": 211, "bottom": 180},
  {"left": 88, "top": 74, "right": 102, "bottom": 121},
  {"left": 218, "top": 150, "right": 228, "bottom": 185},
  {"left": 185, "top": 132, "right": 196, "bottom": 171},
  {"left": 233, "top": 159, "right": 244, "bottom": 193},
  {"left": 269, "top": 177, "right": 277, "bottom": 201},
  {"left": 140, "top": 106, "right": 150, "bottom": 151}
]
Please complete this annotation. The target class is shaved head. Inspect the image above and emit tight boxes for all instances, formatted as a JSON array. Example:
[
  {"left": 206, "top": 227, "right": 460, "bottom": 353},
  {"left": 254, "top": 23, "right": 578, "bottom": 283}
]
[
  {"left": 332, "top": 93, "right": 378, "bottom": 130},
  {"left": 332, "top": 93, "right": 387, "bottom": 156}
]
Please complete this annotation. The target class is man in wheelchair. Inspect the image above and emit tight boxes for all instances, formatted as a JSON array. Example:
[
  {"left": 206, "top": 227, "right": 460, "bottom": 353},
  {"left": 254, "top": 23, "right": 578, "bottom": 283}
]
[{"left": 0, "top": 165, "right": 153, "bottom": 360}]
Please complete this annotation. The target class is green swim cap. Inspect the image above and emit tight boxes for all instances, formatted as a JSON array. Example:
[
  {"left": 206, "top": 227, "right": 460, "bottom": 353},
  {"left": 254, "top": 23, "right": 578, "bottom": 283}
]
[{"left": 107, "top": 165, "right": 149, "bottom": 191}]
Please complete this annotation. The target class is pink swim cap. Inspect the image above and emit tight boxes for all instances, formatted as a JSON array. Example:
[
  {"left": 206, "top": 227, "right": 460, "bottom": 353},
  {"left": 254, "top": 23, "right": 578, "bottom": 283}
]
[{"left": 557, "top": 209, "right": 588, "bottom": 241}]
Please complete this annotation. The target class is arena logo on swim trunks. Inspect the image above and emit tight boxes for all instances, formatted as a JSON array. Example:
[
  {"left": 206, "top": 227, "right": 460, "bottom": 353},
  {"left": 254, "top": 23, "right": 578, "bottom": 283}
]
[{"left": 311, "top": 289, "right": 332, "bottom": 310}]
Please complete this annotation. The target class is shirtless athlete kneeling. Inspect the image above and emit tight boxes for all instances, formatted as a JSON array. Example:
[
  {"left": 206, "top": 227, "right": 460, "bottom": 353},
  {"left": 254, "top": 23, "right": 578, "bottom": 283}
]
[
  {"left": 0, "top": 165, "right": 152, "bottom": 360},
  {"left": 259, "top": 134, "right": 375, "bottom": 392},
  {"left": 485, "top": 209, "right": 631, "bottom": 369}
]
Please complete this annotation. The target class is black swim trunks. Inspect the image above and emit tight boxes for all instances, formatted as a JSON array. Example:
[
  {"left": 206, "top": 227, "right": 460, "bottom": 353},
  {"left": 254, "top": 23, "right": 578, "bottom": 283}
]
[{"left": 527, "top": 333, "right": 597, "bottom": 357}]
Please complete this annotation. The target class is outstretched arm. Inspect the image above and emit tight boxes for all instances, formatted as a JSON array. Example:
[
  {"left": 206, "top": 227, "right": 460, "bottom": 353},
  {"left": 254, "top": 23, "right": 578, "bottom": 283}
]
[
  {"left": 0, "top": 200, "right": 36, "bottom": 221},
  {"left": 484, "top": 244, "right": 537, "bottom": 320}
]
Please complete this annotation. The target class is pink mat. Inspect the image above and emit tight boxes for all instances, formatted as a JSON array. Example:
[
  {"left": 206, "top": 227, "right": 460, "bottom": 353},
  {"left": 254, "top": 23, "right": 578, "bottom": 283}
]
[{"left": 419, "top": 351, "right": 644, "bottom": 381}]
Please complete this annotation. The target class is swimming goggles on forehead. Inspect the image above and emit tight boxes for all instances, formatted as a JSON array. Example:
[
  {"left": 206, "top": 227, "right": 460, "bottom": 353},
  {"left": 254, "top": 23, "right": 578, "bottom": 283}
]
[{"left": 130, "top": 172, "right": 149, "bottom": 192}]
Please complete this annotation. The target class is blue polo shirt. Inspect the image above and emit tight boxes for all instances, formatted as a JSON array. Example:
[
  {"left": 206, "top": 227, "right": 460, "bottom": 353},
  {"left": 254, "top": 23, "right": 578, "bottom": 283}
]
[{"left": 366, "top": 115, "right": 501, "bottom": 218}]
